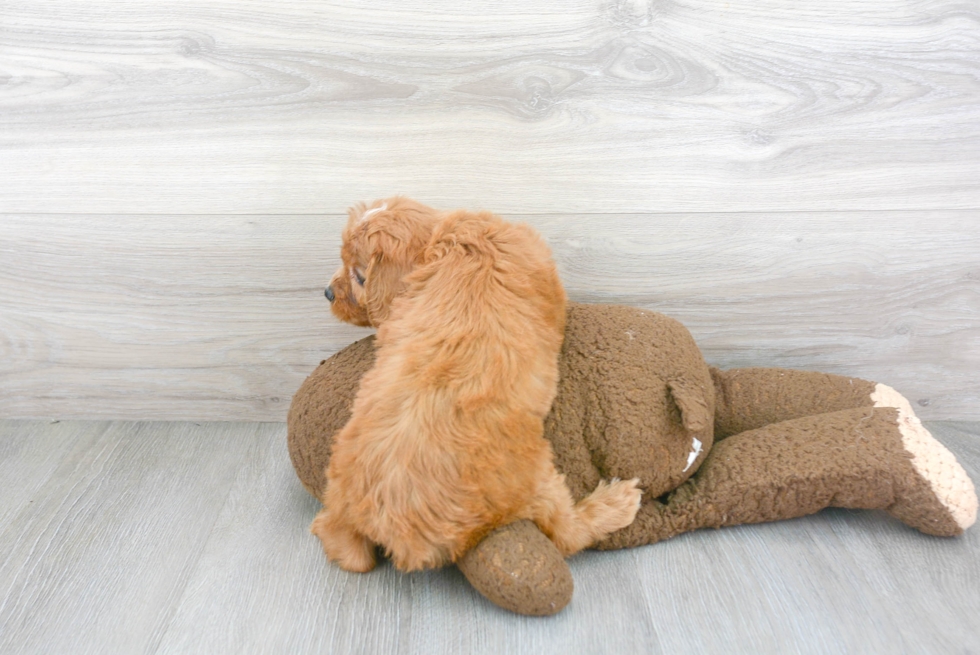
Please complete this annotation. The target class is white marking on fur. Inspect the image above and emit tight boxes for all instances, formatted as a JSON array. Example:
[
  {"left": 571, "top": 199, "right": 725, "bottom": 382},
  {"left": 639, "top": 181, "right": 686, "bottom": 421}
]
[
  {"left": 360, "top": 202, "right": 387, "bottom": 222},
  {"left": 872, "top": 383, "right": 977, "bottom": 530},
  {"left": 683, "top": 437, "right": 703, "bottom": 473}
]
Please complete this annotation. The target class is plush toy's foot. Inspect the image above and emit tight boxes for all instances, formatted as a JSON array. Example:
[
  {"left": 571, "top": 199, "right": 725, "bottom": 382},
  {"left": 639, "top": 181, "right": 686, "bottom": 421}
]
[{"left": 872, "top": 384, "right": 978, "bottom": 535}]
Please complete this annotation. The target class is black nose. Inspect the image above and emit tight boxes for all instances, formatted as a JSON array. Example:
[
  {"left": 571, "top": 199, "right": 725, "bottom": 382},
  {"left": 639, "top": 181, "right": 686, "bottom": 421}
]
[{"left": 325, "top": 285, "right": 335, "bottom": 302}]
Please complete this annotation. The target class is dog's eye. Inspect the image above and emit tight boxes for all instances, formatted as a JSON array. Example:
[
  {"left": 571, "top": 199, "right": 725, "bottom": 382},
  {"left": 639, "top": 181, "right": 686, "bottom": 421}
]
[{"left": 352, "top": 268, "right": 366, "bottom": 285}]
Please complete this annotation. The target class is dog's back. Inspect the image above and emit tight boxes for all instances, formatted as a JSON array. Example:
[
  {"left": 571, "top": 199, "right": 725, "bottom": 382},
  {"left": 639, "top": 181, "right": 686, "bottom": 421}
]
[{"left": 385, "top": 210, "right": 567, "bottom": 413}]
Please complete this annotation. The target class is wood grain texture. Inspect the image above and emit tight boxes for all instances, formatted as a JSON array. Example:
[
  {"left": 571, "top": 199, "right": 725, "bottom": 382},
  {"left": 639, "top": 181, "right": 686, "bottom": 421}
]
[
  {"left": 0, "top": 420, "right": 96, "bottom": 531},
  {"left": 0, "top": 421, "right": 269, "bottom": 655},
  {"left": 153, "top": 423, "right": 414, "bottom": 655},
  {"left": 2, "top": 0, "right": 979, "bottom": 214},
  {"left": 0, "top": 419, "right": 978, "bottom": 654},
  {"left": 2, "top": 212, "right": 978, "bottom": 421}
]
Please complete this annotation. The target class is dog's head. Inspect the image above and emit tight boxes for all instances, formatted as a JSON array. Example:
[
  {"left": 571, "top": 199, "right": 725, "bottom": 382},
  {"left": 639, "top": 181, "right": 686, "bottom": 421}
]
[{"left": 325, "top": 196, "right": 441, "bottom": 328}]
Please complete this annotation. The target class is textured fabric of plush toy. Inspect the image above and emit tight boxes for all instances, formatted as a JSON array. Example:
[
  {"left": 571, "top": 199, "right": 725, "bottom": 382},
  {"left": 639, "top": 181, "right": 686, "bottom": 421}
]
[
  {"left": 287, "top": 302, "right": 977, "bottom": 616},
  {"left": 288, "top": 335, "right": 376, "bottom": 501},
  {"left": 711, "top": 367, "right": 878, "bottom": 438},
  {"left": 544, "top": 303, "right": 715, "bottom": 502},
  {"left": 456, "top": 519, "right": 573, "bottom": 616},
  {"left": 598, "top": 405, "right": 962, "bottom": 550}
]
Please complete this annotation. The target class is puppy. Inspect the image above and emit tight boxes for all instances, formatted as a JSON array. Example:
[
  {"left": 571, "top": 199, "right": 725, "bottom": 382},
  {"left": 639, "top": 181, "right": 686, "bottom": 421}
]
[{"left": 315, "top": 196, "right": 641, "bottom": 572}]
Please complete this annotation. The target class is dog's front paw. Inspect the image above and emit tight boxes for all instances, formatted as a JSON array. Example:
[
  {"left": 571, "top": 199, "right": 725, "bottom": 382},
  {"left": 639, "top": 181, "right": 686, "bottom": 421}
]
[{"left": 587, "top": 478, "right": 643, "bottom": 535}]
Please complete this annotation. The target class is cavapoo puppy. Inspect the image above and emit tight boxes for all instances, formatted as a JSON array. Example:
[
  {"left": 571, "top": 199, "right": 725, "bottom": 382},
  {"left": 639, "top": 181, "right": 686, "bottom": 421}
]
[{"left": 314, "top": 196, "right": 641, "bottom": 572}]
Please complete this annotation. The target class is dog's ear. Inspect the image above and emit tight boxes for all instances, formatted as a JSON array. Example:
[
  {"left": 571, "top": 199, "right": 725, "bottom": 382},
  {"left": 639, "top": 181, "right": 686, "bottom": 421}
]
[
  {"left": 362, "top": 228, "right": 413, "bottom": 326},
  {"left": 346, "top": 197, "right": 440, "bottom": 326}
]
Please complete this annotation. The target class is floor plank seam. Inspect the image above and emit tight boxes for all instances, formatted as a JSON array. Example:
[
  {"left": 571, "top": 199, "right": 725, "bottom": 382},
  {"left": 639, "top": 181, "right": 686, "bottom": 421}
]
[{"left": 140, "top": 424, "right": 263, "bottom": 655}]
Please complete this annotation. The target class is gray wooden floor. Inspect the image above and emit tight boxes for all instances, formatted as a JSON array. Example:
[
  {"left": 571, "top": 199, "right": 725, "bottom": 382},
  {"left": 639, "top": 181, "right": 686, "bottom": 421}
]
[{"left": 1, "top": 420, "right": 978, "bottom": 654}]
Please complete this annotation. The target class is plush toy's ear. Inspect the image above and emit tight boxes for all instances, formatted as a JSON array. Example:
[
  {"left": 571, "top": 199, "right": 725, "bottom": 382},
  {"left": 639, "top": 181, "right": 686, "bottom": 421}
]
[{"left": 667, "top": 378, "right": 710, "bottom": 432}]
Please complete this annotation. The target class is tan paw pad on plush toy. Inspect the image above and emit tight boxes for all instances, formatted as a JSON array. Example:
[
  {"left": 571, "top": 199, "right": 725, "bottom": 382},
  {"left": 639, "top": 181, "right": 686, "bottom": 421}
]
[
  {"left": 288, "top": 303, "right": 978, "bottom": 615},
  {"left": 871, "top": 384, "right": 977, "bottom": 532}
]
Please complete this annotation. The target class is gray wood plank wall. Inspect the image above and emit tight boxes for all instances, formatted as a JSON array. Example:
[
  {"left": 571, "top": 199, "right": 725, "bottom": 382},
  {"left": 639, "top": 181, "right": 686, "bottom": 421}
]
[{"left": 2, "top": 1, "right": 979, "bottom": 421}]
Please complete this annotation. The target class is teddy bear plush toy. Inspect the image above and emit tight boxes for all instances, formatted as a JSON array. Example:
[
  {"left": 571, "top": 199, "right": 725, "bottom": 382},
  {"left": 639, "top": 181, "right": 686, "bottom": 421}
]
[{"left": 288, "top": 302, "right": 977, "bottom": 615}]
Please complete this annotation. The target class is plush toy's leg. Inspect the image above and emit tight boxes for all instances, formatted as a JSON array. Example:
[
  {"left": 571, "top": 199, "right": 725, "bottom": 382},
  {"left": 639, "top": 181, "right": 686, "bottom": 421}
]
[
  {"left": 597, "top": 399, "right": 977, "bottom": 550},
  {"left": 711, "top": 367, "right": 879, "bottom": 439},
  {"left": 310, "top": 506, "right": 377, "bottom": 573}
]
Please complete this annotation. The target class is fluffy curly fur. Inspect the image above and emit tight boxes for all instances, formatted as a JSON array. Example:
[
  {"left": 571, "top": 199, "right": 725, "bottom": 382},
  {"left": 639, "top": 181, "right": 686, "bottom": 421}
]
[{"left": 314, "top": 197, "right": 641, "bottom": 572}]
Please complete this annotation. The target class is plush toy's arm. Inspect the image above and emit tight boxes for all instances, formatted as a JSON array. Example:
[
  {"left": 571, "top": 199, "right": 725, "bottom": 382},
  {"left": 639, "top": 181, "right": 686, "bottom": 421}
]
[{"left": 457, "top": 520, "right": 573, "bottom": 616}]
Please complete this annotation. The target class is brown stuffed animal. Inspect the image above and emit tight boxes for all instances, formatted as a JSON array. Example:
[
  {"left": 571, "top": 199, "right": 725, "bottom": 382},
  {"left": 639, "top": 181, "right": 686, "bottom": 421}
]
[{"left": 288, "top": 302, "right": 977, "bottom": 616}]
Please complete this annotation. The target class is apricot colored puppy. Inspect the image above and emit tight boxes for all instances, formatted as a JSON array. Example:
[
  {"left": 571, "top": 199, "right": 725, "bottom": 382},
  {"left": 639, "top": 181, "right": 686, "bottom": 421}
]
[{"left": 315, "top": 197, "right": 641, "bottom": 572}]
